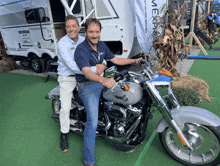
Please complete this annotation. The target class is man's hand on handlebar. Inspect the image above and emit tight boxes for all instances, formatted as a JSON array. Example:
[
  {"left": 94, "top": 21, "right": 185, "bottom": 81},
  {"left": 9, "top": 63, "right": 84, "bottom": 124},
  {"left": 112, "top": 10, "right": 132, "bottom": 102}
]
[{"left": 135, "top": 57, "right": 142, "bottom": 65}]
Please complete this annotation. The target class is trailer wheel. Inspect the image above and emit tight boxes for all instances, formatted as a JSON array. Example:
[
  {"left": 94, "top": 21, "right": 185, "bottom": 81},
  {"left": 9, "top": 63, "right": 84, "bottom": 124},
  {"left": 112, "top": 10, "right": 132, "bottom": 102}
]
[{"left": 30, "top": 56, "right": 43, "bottom": 73}]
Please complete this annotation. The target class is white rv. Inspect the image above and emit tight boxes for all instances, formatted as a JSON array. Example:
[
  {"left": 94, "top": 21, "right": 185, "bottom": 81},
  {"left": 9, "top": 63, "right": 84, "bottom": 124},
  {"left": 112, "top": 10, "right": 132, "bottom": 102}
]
[{"left": 0, "top": 0, "right": 141, "bottom": 73}]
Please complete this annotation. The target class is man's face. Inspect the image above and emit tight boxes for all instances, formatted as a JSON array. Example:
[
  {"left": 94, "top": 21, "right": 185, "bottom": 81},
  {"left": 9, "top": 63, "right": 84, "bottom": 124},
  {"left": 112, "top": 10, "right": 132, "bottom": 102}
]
[
  {"left": 85, "top": 23, "right": 101, "bottom": 46},
  {"left": 65, "top": 19, "right": 81, "bottom": 41}
]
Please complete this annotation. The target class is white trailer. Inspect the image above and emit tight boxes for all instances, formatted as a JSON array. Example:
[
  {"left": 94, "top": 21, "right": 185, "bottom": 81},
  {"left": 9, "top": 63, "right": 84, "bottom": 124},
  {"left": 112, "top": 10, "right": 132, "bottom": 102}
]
[{"left": 0, "top": 0, "right": 141, "bottom": 73}]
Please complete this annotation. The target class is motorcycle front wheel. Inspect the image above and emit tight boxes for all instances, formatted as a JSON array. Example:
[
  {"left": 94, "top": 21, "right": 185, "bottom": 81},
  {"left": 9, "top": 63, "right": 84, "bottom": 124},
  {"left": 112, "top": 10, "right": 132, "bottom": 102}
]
[{"left": 159, "top": 123, "right": 220, "bottom": 166}]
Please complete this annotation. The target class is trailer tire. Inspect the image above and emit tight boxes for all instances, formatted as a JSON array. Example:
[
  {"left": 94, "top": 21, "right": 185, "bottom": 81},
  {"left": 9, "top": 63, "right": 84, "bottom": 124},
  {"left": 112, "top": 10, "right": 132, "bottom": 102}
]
[{"left": 30, "top": 56, "right": 43, "bottom": 73}]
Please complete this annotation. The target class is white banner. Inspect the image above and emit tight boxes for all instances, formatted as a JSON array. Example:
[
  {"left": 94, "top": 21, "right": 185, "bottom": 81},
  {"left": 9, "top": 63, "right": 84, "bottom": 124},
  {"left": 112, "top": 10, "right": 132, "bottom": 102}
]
[{"left": 135, "top": 0, "right": 167, "bottom": 56}]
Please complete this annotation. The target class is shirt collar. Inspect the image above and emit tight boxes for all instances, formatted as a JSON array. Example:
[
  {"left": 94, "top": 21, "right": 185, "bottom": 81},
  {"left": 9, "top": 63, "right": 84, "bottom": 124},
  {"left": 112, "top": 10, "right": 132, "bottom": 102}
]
[{"left": 66, "top": 34, "right": 80, "bottom": 44}]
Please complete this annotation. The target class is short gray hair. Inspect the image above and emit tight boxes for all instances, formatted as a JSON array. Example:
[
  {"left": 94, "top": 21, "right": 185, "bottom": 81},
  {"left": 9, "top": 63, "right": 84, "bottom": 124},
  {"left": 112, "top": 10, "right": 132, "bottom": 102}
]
[{"left": 65, "top": 15, "right": 79, "bottom": 26}]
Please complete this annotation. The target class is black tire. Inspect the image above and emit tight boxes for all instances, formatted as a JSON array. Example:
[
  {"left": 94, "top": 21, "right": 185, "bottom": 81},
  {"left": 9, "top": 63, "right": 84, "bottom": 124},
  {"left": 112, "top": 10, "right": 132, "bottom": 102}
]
[
  {"left": 44, "top": 56, "right": 53, "bottom": 71},
  {"left": 30, "top": 56, "right": 43, "bottom": 73},
  {"left": 52, "top": 98, "right": 61, "bottom": 114},
  {"left": 159, "top": 123, "right": 220, "bottom": 166}
]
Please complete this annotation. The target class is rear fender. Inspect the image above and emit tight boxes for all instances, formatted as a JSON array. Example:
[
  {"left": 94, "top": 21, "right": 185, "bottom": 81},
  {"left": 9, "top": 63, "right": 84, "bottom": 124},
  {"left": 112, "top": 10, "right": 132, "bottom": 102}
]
[
  {"left": 45, "top": 85, "right": 60, "bottom": 99},
  {"left": 156, "top": 106, "right": 220, "bottom": 133}
]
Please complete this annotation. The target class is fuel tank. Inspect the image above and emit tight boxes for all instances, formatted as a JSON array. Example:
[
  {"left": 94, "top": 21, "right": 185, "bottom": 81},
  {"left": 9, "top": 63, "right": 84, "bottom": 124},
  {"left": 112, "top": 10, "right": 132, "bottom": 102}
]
[{"left": 103, "top": 82, "right": 143, "bottom": 105}]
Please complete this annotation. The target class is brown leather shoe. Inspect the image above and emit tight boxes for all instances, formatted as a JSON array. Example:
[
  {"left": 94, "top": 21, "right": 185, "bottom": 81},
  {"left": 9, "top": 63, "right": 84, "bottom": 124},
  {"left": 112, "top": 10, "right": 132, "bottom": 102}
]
[{"left": 83, "top": 163, "right": 96, "bottom": 166}]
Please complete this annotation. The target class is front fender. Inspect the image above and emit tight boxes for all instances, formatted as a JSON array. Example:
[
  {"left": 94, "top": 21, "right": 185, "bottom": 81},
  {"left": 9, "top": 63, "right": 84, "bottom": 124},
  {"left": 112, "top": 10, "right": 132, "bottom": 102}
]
[{"left": 156, "top": 106, "right": 220, "bottom": 133}]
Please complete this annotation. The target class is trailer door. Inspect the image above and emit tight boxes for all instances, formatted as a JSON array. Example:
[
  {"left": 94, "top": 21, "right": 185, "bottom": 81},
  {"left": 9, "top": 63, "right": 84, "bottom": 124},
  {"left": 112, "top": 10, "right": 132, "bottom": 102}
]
[{"left": 49, "top": 0, "right": 66, "bottom": 41}]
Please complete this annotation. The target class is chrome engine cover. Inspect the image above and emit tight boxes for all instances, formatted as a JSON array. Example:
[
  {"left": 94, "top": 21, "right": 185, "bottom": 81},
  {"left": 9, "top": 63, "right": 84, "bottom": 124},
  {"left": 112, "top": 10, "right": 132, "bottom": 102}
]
[
  {"left": 107, "top": 105, "right": 126, "bottom": 120},
  {"left": 103, "top": 82, "right": 143, "bottom": 105},
  {"left": 114, "top": 121, "right": 126, "bottom": 137}
]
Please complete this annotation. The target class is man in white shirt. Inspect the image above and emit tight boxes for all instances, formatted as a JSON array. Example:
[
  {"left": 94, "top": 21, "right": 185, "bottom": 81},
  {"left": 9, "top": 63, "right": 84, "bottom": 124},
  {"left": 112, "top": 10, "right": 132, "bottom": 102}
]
[{"left": 57, "top": 15, "right": 106, "bottom": 152}]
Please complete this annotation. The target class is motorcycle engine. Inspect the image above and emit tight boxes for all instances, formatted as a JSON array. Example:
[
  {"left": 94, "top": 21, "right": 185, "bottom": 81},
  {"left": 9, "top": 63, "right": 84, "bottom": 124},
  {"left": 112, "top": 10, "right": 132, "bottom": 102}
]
[{"left": 104, "top": 101, "right": 143, "bottom": 138}]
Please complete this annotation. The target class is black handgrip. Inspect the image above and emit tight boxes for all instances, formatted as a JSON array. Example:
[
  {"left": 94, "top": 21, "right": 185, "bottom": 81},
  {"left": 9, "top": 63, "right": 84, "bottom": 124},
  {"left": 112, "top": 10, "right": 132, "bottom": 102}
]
[
  {"left": 139, "top": 59, "right": 146, "bottom": 66},
  {"left": 114, "top": 74, "right": 124, "bottom": 82},
  {"left": 121, "top": 70, "right": 128, "bottom": 75}
]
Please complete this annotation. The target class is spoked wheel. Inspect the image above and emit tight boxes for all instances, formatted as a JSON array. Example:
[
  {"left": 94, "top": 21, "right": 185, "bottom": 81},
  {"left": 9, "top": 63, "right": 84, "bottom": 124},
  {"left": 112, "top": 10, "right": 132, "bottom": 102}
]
[
  {"left": 52, "top": 98, "right": 61, "bottom": 114},
  {"left": 159, "top": 123, "right": 220, "bottom": 166}
]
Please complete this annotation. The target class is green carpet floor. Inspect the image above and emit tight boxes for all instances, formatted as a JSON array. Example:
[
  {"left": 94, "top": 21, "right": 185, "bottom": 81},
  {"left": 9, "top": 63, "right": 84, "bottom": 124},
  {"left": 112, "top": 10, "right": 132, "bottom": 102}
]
[
  {"left": 0, "top": 74, "right": 182, "bottom": 166},
  {"left": 1, "top": 40, "right": 220, "bottom": 166}
]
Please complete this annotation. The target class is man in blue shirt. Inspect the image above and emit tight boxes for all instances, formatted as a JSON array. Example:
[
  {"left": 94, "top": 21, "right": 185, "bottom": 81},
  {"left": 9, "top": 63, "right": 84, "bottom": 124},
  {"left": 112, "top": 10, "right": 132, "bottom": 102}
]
[
  {"left": 208, "top": 11, "right": 217, "bottom": 36},
  {"left": 57, "top": 15, "right": 106, "bottom": 153},
  {"left": 75, "top": 18, "right": 141, "bottom": 166}
]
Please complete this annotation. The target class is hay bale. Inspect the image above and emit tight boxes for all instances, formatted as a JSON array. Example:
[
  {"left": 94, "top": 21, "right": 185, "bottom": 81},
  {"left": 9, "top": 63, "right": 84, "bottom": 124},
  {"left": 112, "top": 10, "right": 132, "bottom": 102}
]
[
  {"left": 172, "top": 75, "right": 211, "bottom": 102},
  {"left": 0, "top": 56, "right": 18, "bottom": 73}
]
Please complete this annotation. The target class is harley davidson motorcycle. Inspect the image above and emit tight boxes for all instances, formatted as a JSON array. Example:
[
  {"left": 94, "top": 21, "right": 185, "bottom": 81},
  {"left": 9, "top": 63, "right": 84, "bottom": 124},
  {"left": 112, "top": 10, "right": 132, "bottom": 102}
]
[{"left": 45, "top": 59, "right": 220, "bottom": 166}]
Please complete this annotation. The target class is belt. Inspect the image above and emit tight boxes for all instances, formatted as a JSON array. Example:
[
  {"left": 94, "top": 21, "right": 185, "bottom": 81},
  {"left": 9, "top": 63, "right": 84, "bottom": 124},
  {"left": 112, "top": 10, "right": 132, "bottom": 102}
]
[{"left": 68, "top": 75, "right": 76, "bottom": 77}]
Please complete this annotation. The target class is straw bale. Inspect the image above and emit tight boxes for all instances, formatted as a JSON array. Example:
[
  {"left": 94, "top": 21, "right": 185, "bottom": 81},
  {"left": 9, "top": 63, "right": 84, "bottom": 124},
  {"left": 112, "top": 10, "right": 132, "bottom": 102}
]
[
  {"left": 172, "top": 75, "right": 211, "bottom": 102},
  {"left": 0, "top": 56, "right": 18, "bottom": 73}
]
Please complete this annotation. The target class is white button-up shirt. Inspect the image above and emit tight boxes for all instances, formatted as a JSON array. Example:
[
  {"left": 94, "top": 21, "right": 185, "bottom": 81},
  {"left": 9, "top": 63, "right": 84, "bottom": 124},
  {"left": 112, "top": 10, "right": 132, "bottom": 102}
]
[{"left": 57, "top": 34, "right": 98, "bottom": 76}]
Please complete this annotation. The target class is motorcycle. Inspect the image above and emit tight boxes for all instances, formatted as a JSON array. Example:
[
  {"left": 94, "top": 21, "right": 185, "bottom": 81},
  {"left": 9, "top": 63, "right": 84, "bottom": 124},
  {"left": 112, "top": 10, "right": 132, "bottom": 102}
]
[{"left": 45, "top": 59, "right": 220, "bottom": 166}]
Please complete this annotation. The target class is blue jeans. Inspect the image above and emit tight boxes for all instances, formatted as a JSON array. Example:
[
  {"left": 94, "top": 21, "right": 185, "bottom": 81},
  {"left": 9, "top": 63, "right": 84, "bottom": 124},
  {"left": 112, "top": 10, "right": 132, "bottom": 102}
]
[{"left": 78, "top": 82, "right": 104, "bottom": 165}]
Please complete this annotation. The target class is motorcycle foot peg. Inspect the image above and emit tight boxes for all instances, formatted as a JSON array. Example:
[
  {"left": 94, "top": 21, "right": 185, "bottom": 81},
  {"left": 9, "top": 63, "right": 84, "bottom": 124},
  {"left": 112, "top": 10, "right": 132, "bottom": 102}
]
[{"left": 110, "top": 142, "right": 137, "bottom": 152}]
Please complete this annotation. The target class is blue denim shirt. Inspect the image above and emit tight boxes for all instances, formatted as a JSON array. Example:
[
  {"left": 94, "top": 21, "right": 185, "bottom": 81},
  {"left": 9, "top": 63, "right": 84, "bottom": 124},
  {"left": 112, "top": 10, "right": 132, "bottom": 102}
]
[
  {"left": 57, "top": 34, "right": 98, "bottom": 76},
  {"left": 75, "top": 38, "right": 115, "bottom": 83}
]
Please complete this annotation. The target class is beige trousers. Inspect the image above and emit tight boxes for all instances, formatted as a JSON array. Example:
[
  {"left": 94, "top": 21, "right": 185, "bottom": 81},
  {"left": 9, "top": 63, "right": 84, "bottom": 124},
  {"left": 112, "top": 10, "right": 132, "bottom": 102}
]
[{"left": 57, "top": 75, "right": 77, "bottom": 133}]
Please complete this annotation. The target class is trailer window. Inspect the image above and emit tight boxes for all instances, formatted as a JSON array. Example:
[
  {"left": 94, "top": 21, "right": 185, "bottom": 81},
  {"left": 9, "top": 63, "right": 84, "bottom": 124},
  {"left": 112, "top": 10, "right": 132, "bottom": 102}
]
[
  {"left": 25, "top": 8, "right": 47, "bottom": 23},
  {"left": 104, "top": 41, "right": 122, "bottom": 55},
  {"left": 68, "top": 0, "right": 81, "bottom": 14}
]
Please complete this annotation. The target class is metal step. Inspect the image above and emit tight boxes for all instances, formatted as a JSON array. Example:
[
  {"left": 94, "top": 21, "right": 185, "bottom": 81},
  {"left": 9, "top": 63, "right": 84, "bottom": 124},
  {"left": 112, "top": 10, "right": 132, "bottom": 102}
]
[
  {"left": 50, "top": 62, "right": 58, "bottom": 66},
  {"left": 44, "top": 61, "right": 58, "bottom": 83},
  {"left": 44, "top": 71, "right": 58, "bottom": 76}
]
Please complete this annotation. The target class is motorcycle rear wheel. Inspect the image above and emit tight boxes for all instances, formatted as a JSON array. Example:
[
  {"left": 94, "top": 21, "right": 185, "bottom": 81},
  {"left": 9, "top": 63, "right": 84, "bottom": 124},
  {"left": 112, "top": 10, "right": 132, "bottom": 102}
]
[
  {"left": 159, "top": 123, "right": 220, "bottom": 166},
  {"left": 52, "top": 98, "right": 61, "bottom": 114}
]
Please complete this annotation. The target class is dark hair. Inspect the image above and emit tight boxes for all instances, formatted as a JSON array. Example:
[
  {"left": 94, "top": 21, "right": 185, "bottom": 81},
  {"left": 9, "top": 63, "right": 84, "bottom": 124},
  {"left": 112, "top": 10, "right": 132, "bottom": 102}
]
[
  {"left": 84, "top": 18, "right": 102, "bottom": 32},
  {"left": 65, "top": 15, "right": 79, "bottom": 26}
]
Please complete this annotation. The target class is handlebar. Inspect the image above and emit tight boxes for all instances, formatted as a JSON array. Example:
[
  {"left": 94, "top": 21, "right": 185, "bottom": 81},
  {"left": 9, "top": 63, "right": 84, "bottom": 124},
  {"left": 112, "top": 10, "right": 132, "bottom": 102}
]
[
  {"left": 138, "top": 59, "right": 152, "bottom": 69},
  {"left": 106, "top": 58, "right": 156, "bottom": 89}
]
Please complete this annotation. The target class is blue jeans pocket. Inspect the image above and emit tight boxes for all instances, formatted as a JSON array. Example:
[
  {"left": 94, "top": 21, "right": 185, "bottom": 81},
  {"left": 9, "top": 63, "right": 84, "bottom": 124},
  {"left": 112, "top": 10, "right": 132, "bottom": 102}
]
[{"left": 78, "top": 82, "right": 91, "bottom": 91}]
